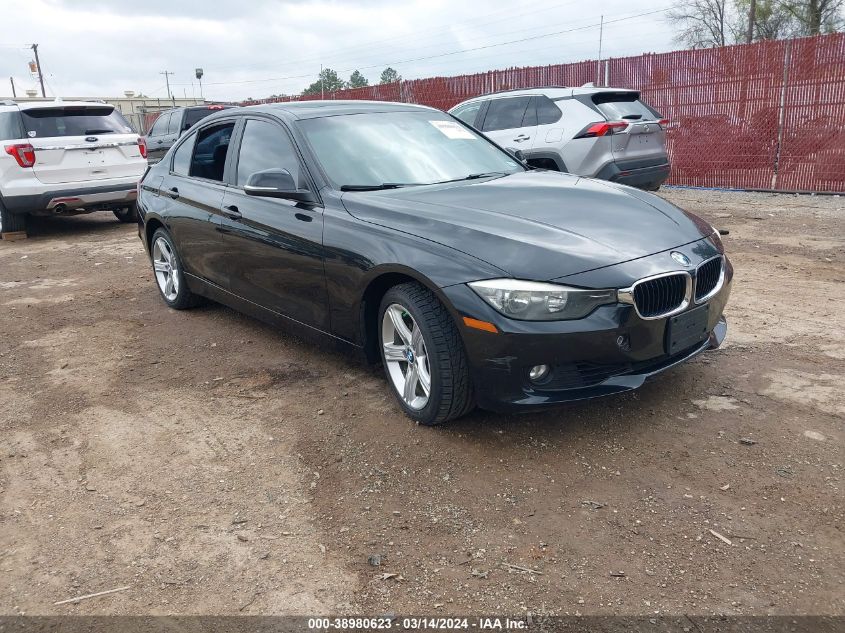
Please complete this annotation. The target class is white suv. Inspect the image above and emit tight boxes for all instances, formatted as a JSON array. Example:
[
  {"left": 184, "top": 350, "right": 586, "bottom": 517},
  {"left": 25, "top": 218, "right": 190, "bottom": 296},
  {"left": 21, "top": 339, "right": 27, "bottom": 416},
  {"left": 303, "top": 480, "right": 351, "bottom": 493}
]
[
  {"left": 0, "top": 100, "right": 147, "bottom": 235},
  {"left": 449, "top": 86, "right": 670, "bottom": 191}
]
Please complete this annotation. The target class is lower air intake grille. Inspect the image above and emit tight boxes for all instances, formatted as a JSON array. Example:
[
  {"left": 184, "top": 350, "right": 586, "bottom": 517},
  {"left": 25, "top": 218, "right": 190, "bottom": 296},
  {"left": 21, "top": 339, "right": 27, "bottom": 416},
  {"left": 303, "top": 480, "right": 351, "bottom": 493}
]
[
  {"left": 695, "top": 257, "right": 722, "bottom": 301},
  {"left": 633, "top": 273, "right": 687, "bottom": 318}
]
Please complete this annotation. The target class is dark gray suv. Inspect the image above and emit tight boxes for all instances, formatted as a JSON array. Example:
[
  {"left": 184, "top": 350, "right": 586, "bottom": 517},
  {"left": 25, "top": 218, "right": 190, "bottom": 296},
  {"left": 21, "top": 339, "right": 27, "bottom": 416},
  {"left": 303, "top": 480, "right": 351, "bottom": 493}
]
[{"left": 144, "top": 104, "right": 234, "bottom": 163}]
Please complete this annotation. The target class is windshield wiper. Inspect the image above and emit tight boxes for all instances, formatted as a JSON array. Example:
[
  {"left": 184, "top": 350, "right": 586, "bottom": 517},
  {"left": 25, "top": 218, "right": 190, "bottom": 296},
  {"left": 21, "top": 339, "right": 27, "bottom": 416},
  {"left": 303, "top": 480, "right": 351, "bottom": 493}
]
[
  {"left": 435, "top": 171, "right": 510, "bottom": 184},
  {"left": 340, "top": 183, "right": 411, "bottom": 191},
  {"left": 84, "top": 129, "right": 116, "bottom": 134}
]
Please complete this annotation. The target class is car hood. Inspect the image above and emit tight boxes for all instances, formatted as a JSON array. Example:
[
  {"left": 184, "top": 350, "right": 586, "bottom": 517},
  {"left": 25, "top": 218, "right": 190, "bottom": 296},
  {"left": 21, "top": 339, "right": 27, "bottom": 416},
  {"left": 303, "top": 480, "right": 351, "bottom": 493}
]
[{"left": 340, "top": 171, "right": 714, "bottom": 281}]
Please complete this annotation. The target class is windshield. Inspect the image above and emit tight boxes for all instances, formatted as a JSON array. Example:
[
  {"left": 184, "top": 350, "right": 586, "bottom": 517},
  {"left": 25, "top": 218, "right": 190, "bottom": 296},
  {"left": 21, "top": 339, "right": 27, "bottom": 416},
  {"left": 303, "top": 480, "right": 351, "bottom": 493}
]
[
  {"left": 298, "top": 111, "right": 524, "bottom": 189},
  {"left": 21, "top": 106, "right": 133, "bottom": 137}
]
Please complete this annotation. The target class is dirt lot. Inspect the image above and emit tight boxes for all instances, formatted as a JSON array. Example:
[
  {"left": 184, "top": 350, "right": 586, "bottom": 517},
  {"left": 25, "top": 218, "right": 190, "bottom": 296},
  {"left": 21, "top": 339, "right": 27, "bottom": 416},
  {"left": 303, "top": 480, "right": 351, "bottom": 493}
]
[{"left": 0, "top": 189, "right": 842, "bottom": 617}]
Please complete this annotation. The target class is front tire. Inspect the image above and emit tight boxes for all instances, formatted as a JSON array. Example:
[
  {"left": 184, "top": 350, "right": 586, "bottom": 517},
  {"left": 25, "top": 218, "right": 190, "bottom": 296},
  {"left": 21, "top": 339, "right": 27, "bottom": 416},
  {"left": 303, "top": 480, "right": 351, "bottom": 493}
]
[
  {"left": 150, "top": 228, "right": 201, "bottom": 309},
  {"left": 378, "top": 282, "right": 475, "bottom": 425}
]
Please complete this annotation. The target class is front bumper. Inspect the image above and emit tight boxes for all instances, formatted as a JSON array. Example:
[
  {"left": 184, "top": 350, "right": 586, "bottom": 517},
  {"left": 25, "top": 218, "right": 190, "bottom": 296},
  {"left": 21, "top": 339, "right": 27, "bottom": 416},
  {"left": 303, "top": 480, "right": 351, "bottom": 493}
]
[{"left": 442, "top": 255, "right": 732, "bottom": 413}]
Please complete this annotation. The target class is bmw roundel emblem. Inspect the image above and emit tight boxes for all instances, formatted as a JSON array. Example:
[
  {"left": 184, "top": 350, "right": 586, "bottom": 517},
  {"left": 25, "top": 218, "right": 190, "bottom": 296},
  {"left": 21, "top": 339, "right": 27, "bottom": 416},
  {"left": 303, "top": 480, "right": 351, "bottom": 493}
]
[{"left": 671, "top": 251, "right": 691, "bottom": 267}]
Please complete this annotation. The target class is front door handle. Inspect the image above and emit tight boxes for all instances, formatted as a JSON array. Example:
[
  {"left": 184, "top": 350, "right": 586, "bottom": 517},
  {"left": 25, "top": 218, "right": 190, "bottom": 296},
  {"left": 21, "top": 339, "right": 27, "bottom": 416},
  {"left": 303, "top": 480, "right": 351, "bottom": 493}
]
[
  {"left": 156, "top": 140, "right": 164, "bottom": 144},
  {"left": 222, "top": 204, "right": 242, "bottom": 220},
  {"left": 513, "top": 135, "right": 530, "bottom": 142},
  {"left": 167, "top": 187, "right": 179, "bottom": 199}
]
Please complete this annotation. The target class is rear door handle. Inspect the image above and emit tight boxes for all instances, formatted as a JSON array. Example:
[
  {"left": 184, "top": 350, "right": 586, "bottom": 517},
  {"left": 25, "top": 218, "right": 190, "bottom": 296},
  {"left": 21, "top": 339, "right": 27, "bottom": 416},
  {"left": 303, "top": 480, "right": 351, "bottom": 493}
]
[
  {"left": 222, "top": 204, "right": 242, "bottom": 220},
  {"left": 167, "top": 187, "right": 179, "bottom": 199},
  {"left": 156, "top": 140, "right": 164, "bottom": 144},
  {"left": 513, "top": 135, "right": 530, "bottom": 142}
]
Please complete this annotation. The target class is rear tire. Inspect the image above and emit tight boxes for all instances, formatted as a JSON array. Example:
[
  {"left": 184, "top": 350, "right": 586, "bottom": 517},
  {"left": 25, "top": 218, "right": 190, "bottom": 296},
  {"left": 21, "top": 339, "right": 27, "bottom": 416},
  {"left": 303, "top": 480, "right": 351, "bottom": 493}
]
[
  {"left": 113, "top": 204, "right": 139, "bottom": 223},
  {"left": 378, "top": 282, "right": 475, "bottom": 425},
  {"left": 0, "top": 199, "right": 28, "bottom": 236},
  {"left": 150, "top": 228, "right": 202, "bottom": 309}
]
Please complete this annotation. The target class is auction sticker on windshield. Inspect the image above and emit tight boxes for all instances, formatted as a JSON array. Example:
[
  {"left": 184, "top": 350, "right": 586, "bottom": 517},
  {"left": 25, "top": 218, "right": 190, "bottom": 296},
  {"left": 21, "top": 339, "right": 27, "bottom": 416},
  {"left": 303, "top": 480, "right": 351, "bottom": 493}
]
[{"left": 430, "top": 120, "right": 476, "bottom": 139}]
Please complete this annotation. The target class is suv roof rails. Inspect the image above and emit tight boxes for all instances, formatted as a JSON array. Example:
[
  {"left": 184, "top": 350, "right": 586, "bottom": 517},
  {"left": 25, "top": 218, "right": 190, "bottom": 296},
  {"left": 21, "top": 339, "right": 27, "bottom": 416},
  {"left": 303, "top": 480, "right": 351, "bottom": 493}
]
[
  {"left": 1, "top": 99, "right": 16, "bottom": 106},
  {"left": 465, "top": 85, "right": 573, "bottom": 101}
]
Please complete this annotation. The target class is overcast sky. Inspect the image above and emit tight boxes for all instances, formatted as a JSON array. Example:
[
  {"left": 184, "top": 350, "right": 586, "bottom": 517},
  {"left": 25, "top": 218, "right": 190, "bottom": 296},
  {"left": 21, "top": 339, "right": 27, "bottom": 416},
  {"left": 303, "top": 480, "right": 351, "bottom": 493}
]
[{"left": 0, "top": 0, "right": 678, "bottom": 102}]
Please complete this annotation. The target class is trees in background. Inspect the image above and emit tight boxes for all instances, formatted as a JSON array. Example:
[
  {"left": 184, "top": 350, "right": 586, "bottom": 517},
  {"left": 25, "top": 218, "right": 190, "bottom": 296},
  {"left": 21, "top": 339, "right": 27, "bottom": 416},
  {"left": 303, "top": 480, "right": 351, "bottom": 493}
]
[
  {"left": 667, "top": 0, "right": 844, "bottom": 47},
  {"left": 348, "top": 70, "right": 369, "bottom": 88},
  {"left": 379, "top": 67, "right": 401, "bottom": 84}
]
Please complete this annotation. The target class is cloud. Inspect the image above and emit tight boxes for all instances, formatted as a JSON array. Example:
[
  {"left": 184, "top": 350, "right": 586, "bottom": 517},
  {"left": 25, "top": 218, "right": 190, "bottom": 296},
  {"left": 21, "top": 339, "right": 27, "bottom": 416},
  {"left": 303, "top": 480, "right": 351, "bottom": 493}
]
[{"left": 0, "top": 0, "right": 677, "bottom": 102}]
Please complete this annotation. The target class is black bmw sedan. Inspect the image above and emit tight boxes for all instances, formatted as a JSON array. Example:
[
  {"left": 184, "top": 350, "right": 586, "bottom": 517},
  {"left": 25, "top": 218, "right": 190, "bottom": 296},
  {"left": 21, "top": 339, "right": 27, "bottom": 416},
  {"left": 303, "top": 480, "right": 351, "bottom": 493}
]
[{"left": 137, "top": 101, "right": 732, "bottom": 425}]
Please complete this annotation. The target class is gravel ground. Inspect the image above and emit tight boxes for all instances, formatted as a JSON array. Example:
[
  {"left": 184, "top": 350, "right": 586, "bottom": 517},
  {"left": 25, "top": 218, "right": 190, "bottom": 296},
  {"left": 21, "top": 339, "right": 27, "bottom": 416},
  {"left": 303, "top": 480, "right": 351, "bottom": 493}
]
[{"left": 0, "top": 188, "right": 842, "bottom": 616}]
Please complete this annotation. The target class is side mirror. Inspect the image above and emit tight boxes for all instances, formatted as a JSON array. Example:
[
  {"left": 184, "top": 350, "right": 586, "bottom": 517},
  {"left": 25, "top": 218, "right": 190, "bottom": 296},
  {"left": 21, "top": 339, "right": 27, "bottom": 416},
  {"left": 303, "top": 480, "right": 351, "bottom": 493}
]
[
  {"left": 506, "top": 147, "right": 526, "bottom": 163},
  {"left": 244, "top": 168, "right": 317, "bottom": 204}
]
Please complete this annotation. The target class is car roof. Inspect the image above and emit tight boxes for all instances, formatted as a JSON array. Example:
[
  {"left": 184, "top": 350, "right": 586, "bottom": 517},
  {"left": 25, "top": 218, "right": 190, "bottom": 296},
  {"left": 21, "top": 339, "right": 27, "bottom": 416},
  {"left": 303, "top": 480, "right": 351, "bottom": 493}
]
[
  {"left": 3, "top": 100, "right": 120, "bottom": 111},
  {"left": 242, "top": 100, "right": 437, "bottom": 120},
  {"left": 449, "top": 86, "right": 638, "bottom": 108}
]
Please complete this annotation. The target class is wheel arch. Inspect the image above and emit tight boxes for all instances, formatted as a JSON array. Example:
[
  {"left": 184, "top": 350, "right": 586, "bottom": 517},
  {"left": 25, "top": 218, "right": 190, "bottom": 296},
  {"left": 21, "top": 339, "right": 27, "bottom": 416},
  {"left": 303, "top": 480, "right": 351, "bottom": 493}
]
[
  {"left": 358, "top": 265, "right": 456, "bottom": 364},
  {"left": 144, "top": 215, "right": 165, "bottom": 254}
]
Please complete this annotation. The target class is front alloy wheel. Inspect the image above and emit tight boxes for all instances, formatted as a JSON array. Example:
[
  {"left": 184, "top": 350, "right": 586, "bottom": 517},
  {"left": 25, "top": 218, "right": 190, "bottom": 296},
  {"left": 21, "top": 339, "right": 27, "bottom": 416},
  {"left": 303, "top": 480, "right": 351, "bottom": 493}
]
[
  {"left": 382, "top": 304, "right": 432, "bottom": 410},
  {"left": 378, "top": 282, "right": 474, "bottom": 425}
]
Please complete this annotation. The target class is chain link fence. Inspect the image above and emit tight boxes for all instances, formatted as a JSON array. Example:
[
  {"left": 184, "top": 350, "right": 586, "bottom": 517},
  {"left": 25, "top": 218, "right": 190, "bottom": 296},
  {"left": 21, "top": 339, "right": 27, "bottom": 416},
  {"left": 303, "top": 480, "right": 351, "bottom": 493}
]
[{"left": 253, "top": 33, "right": 845, "bottom": 193}]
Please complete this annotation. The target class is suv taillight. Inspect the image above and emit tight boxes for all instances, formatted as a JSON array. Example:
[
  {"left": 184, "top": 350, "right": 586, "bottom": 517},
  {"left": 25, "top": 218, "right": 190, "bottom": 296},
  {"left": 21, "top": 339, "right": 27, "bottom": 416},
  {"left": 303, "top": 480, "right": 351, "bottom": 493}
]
[
  {"left": 138, "top": 137, "right": 148, "bottom": 159},
  {"left": 574, "top": 121, "right": 628, "bottom": 138},
  {"left": 5, "top": 143, "right": 36, "bottom": 168}
]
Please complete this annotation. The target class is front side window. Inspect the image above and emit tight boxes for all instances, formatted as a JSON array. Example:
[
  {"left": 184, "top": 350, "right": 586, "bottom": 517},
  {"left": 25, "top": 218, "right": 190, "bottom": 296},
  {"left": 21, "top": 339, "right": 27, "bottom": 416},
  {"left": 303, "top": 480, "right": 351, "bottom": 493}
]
[
  {"left": 189, "top": 122, "right": 234, "bottom": 182},
  {"left": 172, "top": 133, "right": 196, "bottom": 176},
  {"left": 20, "top": 106, "right": 133, "bottom": 138},
  {"left": 298, "top": 110, "right": 524, "bottom": 189},
  {"left": 236, "top": 119, "right": 302, "bottom": 187},
  {"left": 482, "top": 97, "right": 531, "bottom": 132}
]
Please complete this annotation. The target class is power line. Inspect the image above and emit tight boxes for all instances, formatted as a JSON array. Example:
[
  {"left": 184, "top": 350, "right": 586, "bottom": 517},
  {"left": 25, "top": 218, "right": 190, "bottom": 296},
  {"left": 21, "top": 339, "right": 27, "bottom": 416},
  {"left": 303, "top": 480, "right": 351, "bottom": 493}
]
[{"left": 187, "top": 7, "right": 671, "bottom": 90}]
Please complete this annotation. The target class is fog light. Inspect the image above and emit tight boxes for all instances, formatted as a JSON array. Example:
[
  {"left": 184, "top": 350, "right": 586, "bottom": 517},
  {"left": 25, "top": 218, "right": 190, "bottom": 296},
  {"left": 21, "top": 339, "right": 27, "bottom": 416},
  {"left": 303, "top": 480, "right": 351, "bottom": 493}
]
[{"left": 528, "top": 364, "right": 550, "bottom": 382}]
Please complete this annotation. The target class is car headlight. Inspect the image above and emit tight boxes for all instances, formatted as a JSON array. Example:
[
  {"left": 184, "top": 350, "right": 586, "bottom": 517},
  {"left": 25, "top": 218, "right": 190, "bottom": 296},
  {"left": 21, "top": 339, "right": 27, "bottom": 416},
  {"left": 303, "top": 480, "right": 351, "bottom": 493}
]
[
  {"left": 709, "top": 226, "right": 724, "bottom": 252},
  {"left": 468, "top": 279, "right": 616, "bottom": 321}
]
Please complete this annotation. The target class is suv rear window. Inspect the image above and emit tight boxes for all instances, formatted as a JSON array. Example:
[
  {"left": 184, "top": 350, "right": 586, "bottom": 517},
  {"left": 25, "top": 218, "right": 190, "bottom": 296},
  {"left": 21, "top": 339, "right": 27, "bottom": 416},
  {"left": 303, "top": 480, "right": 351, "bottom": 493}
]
[
  {"left": 20, "top": 106, "right": 133, "bottom": 138},
  {"left": 591, "top": 92, "right": 661, "bottom": 121}
]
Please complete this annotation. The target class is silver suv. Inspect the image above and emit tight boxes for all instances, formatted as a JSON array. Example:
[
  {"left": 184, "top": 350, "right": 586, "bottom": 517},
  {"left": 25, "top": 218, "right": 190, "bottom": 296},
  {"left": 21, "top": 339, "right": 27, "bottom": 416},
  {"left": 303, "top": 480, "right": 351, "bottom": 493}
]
[{"left": 449, "top": 86, "right": 670, "bottom": 191}]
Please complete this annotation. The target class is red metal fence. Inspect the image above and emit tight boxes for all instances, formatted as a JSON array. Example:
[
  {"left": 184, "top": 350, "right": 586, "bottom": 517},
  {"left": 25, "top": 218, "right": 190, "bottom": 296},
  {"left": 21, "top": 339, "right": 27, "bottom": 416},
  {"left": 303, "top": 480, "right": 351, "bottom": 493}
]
[{"left": 252, "top": 33, "right": 845, "bottom": 193}]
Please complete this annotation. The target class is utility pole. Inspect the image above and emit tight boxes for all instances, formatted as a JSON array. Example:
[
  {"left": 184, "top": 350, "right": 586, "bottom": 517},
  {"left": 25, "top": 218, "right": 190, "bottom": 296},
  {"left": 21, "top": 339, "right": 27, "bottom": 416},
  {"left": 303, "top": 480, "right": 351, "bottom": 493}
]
[
  {"left": 9, "top": 77, "right": 16, "bottom": 98},
  {"left": 596, "top": 15, "right": 604, "bottom": 86},
  {"left": 320, "top": 64, "right": 324, "bottom": 99},
  {"left": 160, "top": 70, "right": 174, "bottom": 104},
  {"left": 746, "top": 0, "right": 757, "bottom": 43},
  {"left": 31, "top": 44, "right": 46, "bottom": 98}
]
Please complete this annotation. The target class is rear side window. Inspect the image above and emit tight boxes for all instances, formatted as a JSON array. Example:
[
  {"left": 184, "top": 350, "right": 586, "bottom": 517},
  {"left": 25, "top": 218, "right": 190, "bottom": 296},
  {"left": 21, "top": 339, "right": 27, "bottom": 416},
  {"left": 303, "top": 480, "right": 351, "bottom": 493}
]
[
  {"left": 536, "top": 96, "right": 563, "bottom": 125},
  {"left": 189, "top": 122, "right": 234, "bottom": 182},
  {"left": 20, "top": 106, "right": 133, "bottom": 138},
  {"left": 451, "top": 102, "right": 482, "bottom": 127},
  {"left": 481, "top": 97, "right": 531, "bottom": 132},
  {"left": 172, "top": 133, "right": 196, "bottom": 176},
  {"left": 592, "top": 92, "right": 661, "bottom": 121},
  {"left": 0, "top": 111, "right": 24, "bottom": 140},
  {"left": 166, "top": 111, "right": 181, "bottom": 135},
  {"left": 236, "top": 119, "right": 302, "bottom": 187},
  {"left": 184, "top": 108, "right": 221, "bottom": 130},
  {"left": 149, "top": 112, "right": 169, "bottom": 136}
]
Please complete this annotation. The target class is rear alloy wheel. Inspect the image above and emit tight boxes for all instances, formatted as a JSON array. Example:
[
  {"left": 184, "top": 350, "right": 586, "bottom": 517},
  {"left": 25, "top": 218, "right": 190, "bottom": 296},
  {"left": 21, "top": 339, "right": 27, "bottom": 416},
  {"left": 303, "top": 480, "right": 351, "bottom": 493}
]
[
  {"left": 379, "top": 282, "right": 474, "bottom": 425},
  {"left": 113, "top": 204, "right": 139, "bottom": 223},
  {"left": 150, "top": 228, "right": 201, "bottom": 309}
]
